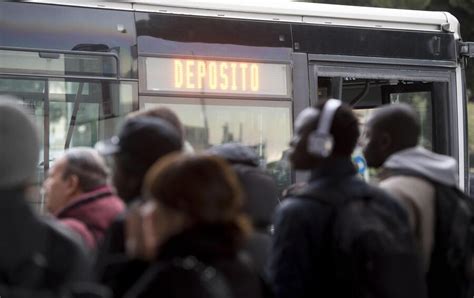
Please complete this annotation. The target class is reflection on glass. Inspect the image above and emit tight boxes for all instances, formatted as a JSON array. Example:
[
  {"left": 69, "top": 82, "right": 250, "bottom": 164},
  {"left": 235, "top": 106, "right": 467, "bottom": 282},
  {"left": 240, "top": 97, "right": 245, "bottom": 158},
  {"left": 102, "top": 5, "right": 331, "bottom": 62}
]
[
  {"left": 390, "top": 91, "right": 432, "bottom": 150},
  {"left": 48, "top": 102, "right": 100, "bottom": 161},
  {"left": 47, "top": 81, "right": 135, "bottom": 161},
  {"left": 353, "top": 109, "right": 372, "bottom": 181},
  {"left": 0, "top": 77, "right": 136, "bottom": 212},
  {"left": 468, "top": 101, "right": 474, "bottom": 196},
  {"left": 0, "top": 49, "right": 118, "bottom": 78},
  {"left": 144, "top": 98, "right": 292, "bottom": 192},
  {"left": 355, "top": 90, "right": 433, "bottom": 184}
]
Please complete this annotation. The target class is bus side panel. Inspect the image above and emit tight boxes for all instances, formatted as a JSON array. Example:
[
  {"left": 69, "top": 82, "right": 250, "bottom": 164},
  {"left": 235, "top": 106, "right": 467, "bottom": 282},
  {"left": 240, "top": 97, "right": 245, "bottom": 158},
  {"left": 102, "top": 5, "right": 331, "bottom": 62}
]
[
  {"left": 0, "top": 2, "right": 138, "bottom": 79},
  {"left": 292, "top": 24, "right": 456, "bottom": 62}
]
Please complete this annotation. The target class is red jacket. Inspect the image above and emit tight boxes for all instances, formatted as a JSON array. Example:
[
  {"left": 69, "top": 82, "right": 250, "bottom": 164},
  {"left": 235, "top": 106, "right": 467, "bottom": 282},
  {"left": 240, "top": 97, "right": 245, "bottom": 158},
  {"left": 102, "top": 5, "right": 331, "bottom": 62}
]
[{"left": 56, "top": 185, "right": 125, "bottom": 249}]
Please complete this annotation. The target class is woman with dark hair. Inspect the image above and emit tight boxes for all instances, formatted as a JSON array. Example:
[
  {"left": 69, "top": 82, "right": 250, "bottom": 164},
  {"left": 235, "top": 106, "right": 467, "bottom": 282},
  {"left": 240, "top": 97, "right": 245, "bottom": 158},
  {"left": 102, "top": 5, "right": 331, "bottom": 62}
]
[{"left": 123, "top": 154, "right": 264, "bottom": 298}]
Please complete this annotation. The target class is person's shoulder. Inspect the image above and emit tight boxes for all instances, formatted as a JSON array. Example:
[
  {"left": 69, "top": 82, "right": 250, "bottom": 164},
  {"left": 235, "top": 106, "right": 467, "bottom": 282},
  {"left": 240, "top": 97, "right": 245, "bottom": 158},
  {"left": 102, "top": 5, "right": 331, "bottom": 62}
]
[
  {"left": 43, "top": 217, "right": 87, "bottom": 249},
  {"left": 97, "top": 194, "right": 126, "bottom": 211},
  {"left": 125, "top": 260, "right": 207, "bottom": 298},
  {"left": 275, "top": 194, "right": 329, "bottom": 221},
  {"left": 381, "top": 175, "right": 432, "bottom": 191},
  {"left": 362, "top": 181, "right": 411, "bottom": 220},
  {"left": 40, "top": 218, "right": 92, "bottom": 279}
]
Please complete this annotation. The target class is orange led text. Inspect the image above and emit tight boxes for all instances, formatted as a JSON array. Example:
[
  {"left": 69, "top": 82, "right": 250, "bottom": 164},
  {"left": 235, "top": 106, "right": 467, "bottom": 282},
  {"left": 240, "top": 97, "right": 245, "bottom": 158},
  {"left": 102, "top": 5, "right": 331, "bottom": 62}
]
[{"left": 174, "top": 59, "right": 259, "bottom": 92}]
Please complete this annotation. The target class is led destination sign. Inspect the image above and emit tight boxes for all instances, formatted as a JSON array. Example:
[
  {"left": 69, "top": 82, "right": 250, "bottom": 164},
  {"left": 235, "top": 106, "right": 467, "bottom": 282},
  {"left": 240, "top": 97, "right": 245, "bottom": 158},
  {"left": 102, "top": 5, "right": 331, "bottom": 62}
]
[
  {"left": 145, "top": 57, "right": 290, "bottom": 97},
  {"left": 174, "top": 60, "right": 259, "bottom": 91}
]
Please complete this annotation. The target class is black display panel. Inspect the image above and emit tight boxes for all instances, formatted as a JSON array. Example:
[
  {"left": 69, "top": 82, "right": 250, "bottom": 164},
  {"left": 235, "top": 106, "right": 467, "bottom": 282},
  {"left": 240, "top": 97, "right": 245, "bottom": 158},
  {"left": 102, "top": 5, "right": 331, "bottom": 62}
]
[
  {"left": 293, "top": 24, "right": 456, "bottom": 62},
  {"left": 135, "top": 12, "right": 293, "bottom": 60}
]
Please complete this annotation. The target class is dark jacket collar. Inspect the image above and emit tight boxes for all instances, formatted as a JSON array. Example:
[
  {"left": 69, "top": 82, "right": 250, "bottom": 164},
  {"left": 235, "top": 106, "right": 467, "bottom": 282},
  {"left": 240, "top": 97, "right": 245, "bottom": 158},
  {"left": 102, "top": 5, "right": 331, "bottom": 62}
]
[
  {"left": 309, "top": 157, "right": 356, "bottom": 182},
  {"left": 56, "top": 185, "right": 113, "bottom": 217}
]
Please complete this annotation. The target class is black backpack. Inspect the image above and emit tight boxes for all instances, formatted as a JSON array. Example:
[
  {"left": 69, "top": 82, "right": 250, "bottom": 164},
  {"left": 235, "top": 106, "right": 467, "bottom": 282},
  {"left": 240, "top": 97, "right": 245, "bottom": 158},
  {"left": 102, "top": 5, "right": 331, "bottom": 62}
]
[
  {"left": 388, "top": 170, "right": 474, "bottom": 298},
  {"left": 298, "top": 175, "right": 427, "bottom": 298}
]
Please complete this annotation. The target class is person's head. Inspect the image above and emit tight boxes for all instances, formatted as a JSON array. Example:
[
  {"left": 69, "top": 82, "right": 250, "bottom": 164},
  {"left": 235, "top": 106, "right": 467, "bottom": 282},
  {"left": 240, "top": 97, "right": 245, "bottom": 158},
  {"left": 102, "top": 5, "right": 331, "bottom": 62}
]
[
  {"left": 0, "top": 99, "right": 39, "bottom": 191},
  {"left": 127, "top": 106, "right": 184, "bottom": 141},
  {"left": 289, "top": 99, "right": 359, "bottom": 170},
  {"left": 362, "top": 103, "right": 419, "bottom": 168},
  {"left": 96, "top": 116, "right": 183, "bottom": 203},
  {"left": 44, "top": 147, "right": 108, "bottom": 214},
  {"left": 136, "top": 154, "right": 250, "bottom": 256}
]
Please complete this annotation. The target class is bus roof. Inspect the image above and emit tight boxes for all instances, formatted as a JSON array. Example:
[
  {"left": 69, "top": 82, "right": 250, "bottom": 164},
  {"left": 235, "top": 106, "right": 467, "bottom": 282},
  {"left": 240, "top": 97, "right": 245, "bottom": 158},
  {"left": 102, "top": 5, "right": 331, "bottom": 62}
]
[{"left": 25, "top": 0, "right": 461, "bottom": 37}]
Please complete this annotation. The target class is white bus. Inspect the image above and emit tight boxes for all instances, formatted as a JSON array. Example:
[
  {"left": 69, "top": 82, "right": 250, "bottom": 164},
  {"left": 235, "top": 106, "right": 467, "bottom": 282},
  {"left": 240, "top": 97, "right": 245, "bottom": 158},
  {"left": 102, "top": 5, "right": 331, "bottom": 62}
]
[{"left": 1, "top": 0, "right": 473, "bottom": 209}]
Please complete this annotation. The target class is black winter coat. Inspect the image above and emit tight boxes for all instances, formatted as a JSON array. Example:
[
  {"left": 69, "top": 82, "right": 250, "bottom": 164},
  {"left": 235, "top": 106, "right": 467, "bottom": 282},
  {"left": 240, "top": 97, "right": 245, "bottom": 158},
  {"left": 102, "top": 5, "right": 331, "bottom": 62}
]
[
  {"left": 268, "top": 158, "right": 412, "bottom": 298},
  {"left": 0, "top": 189, "right": 94, "bottom": 297},
  {"left": 124, "top": 225, "right": 265, "bottom": 298},
  {"left": 95, "top": 211, "right": 149, "bottom": 298}
]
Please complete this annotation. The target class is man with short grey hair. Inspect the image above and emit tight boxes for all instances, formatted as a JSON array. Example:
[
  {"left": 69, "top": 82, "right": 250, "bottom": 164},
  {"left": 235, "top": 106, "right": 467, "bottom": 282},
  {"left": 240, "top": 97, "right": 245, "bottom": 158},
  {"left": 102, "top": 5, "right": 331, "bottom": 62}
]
[{"left": 44, "top": 147, "right": 124, "bottom": 249}]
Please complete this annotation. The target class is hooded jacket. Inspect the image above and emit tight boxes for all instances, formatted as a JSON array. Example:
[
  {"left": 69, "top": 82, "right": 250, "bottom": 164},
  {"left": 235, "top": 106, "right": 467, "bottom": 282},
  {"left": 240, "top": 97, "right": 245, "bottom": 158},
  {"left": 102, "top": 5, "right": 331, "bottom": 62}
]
[
  {"left": 269, "top": 158, "right": 421, "bottom": 298},
  {"left": 379, "top": 146, "right": 458, "bottom": 271},
  {"left": 207, "top": 143, "right": 279, "bottom": 276}
]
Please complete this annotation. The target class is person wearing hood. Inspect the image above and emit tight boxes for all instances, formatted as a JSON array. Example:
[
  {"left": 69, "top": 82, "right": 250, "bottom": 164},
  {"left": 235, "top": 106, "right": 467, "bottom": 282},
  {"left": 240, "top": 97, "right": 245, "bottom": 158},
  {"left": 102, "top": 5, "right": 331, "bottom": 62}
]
[
  {"left": 206, "top": 143, "right": 279, "bottom": 279},
  {"left": 362, "top": 103, "right": 459, "bottom": 271},
  {"left": 0, "top": 100, "right": 103, "bottom": 297}
]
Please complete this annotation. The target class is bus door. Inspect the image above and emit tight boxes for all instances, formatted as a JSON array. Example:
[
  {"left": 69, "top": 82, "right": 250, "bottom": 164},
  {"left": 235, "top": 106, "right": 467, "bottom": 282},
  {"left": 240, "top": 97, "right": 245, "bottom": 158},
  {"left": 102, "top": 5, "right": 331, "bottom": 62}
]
[{"left": 310, "top": 61, "right": 459, "bottom": 183}]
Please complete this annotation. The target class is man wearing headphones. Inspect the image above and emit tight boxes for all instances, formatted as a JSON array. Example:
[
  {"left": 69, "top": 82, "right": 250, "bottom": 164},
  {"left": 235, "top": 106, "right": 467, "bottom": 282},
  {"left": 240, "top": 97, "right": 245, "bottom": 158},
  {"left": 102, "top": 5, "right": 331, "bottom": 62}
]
[{"left": 268, "top": 100, "right": 425, "bottom": 298}]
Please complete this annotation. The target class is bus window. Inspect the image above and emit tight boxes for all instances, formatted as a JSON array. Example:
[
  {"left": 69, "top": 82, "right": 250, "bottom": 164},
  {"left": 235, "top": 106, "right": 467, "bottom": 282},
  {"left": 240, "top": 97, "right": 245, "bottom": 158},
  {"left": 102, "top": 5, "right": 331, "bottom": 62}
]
[
  {"left": 315, "top": 73, "right": 451, "bottom": 182},
  {"left": 0, "top": 49, "right": 119, "bottom": 79},
  {"left": 468, "top": 99, "right": 474, "bottom": 196},
  {"left": 382, "top": 83, "right": 434, "bottom": 150},
  {"left": 141, "top": 97, "right": 292, "bottom": 196},
  {"left": 317, "top": 76, "right": 443, "bottom": 151},
  {"left": 0, "top": 76, "right": 137, "bottom": 211}
]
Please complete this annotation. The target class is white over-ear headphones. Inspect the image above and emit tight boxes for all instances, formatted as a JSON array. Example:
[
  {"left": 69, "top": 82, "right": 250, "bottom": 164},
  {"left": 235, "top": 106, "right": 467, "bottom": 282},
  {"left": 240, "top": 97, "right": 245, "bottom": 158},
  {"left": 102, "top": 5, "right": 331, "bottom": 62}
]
[{"left": 307, "top": 98, "right": 342, "bottom": 158}]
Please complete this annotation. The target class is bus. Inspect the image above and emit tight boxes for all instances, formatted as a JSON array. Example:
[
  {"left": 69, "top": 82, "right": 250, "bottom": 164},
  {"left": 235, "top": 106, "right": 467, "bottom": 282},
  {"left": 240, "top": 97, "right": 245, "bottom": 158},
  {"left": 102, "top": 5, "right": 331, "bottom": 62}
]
[{"left": 1, "top": 0, "right": 473, "bottom": 210}]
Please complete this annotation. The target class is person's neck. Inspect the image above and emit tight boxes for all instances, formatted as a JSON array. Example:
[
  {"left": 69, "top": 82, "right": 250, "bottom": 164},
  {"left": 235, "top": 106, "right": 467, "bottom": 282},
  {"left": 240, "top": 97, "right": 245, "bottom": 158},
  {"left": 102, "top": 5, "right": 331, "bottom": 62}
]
[{"left": 309, "top": 156, "right": 356, "bottom": 181}]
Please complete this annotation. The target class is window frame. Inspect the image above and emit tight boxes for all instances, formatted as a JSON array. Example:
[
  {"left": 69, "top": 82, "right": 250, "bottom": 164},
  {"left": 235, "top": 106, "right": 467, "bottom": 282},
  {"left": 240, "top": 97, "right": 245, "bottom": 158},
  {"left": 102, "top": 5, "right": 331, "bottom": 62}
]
[{"left": 310, "top": 61, "right": 458, "bottom": 173}]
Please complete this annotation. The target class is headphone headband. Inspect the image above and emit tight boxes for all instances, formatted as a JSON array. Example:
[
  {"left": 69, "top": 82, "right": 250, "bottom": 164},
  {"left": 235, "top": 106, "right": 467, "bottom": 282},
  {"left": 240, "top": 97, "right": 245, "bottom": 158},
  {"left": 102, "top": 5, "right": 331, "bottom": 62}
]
[
  {"left": 306, "top": 98, "right": 342, "bottom": 158},
  {"left": 316, "top": 99, "right": 342, "bottom": 135}
]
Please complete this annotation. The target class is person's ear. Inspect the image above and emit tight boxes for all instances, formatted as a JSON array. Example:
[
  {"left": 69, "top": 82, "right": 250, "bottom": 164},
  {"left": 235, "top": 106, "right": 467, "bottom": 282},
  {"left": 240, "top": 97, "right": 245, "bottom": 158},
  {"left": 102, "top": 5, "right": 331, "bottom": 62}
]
[{"left": 65, "top": 174, "right": 80, "bottom": 196}]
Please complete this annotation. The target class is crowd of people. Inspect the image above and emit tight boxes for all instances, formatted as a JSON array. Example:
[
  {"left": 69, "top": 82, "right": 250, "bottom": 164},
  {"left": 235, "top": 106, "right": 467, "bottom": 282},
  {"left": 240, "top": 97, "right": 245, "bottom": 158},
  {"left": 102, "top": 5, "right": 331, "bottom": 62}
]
[{"left": 0, "top": 96, "right": 472, "bottom": 298}]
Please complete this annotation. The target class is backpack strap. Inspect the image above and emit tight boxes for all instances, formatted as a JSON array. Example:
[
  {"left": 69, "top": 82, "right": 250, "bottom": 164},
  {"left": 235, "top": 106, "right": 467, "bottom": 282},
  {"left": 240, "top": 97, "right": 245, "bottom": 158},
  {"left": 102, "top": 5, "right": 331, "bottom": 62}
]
[
  {"left": 173, "top": 256, "right": 232, "bottom": 298},
  {"left": 123, "top": 256, "right": 232, "bottom": 298}
]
